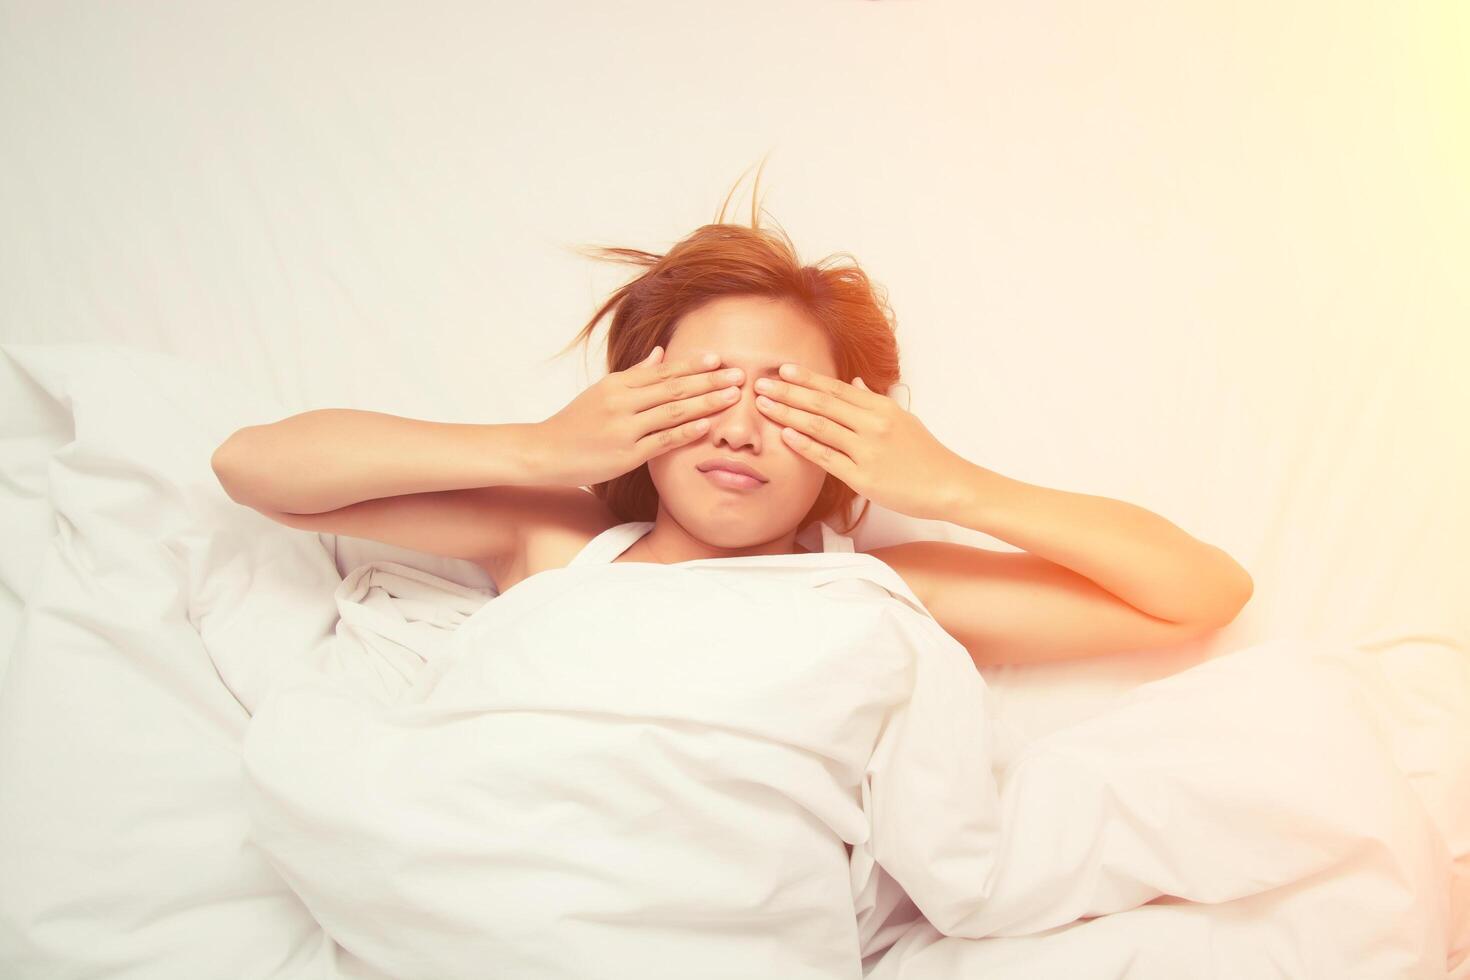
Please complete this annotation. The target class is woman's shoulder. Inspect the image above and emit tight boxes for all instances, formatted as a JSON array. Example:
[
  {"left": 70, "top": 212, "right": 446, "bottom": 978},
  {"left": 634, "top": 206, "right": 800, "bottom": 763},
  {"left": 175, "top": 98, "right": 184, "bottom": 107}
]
[{"left": 478, "top": 487, "right": 620, "bottom": 594}]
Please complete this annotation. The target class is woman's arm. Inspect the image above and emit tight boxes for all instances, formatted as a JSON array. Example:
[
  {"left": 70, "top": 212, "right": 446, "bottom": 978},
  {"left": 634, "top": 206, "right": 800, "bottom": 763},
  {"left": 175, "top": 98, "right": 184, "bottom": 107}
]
[
  {"left": 940, "top": 463, "right": 1253, "bottom": 627},
  {"left": 210, "top": 409, "right": 546, "bottom": 514}
]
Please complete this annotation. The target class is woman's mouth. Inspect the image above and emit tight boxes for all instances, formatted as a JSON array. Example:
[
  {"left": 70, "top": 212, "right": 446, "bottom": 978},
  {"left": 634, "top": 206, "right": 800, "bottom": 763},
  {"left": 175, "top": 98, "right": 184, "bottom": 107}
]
[{"left": 701, "top": 468, "right": 764, "bottom": 490}]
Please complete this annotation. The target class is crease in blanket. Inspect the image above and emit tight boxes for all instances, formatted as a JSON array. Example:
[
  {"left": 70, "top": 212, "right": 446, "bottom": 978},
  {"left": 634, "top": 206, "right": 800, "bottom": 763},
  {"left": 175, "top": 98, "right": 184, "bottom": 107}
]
[
  {"left": 241, "top": 556, "right": 1450, "bottom": 980},
  {"left": 241, "top": 545, "right": 1013, "bottom": 978},
  {"left": 270, "top": 561, "right": 493, "bottom": 706}
]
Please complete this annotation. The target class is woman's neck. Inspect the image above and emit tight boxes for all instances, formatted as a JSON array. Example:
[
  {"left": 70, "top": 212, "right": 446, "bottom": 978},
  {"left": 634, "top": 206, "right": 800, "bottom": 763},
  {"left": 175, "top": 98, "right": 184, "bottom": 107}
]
[{"left": 626, "top": 521, "right": 813, "bottom": 564}]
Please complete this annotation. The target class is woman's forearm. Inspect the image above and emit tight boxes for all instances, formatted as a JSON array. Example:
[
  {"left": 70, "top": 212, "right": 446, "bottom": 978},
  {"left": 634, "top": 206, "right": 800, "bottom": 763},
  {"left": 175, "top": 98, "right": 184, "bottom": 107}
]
[
  {"left": 945, "top": 462, "right": 1254, "bottom": 626},
  {"left": 210, "top": 409, "right": 546, "bottom": 514}
]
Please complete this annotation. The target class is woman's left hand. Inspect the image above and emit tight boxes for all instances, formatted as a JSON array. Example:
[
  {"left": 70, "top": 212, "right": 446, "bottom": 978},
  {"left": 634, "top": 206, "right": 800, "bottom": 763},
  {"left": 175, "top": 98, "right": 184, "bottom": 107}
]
[{"left": 753, "top": 363, "right": 970, "bottom": 522}]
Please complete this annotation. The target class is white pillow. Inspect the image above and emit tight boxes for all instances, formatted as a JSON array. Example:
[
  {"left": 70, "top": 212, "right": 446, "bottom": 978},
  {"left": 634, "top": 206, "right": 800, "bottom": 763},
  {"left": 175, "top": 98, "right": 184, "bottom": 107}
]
[
  {"left": 0, "top": 343, "right": 368, "bottom": 978},
  {"left": 0, "top": 347, "right": 74, "bottom": 689},
  {"left": 1319, "top": 634, "right": 1470, "bottom": 971}
]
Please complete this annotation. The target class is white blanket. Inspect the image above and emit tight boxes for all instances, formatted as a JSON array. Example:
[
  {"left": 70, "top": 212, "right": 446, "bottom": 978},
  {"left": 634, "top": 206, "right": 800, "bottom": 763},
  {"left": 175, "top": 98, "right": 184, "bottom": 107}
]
[
  {"left": 243, "top": 524, "right": 1011, "bottom": 978},
  {"left": 867, "top": 637, "right": 1455, "bottom": 978},
  {"left": 241, "top": 532, "right": 1453, "bottom": 980}
]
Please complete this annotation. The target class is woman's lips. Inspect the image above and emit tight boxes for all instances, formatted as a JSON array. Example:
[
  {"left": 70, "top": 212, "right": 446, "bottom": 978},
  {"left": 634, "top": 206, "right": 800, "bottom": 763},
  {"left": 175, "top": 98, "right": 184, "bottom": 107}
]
[{"left": 702, "top": 468, "right": 764, "bottom": 490}]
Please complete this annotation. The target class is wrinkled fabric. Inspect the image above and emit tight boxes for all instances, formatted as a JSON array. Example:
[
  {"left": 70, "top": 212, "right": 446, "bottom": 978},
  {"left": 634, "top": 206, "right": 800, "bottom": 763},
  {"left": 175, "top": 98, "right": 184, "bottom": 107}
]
[
  {"left": 864, "top": 637, "right": 1453, "bottom": 978},
  {"left": 242, "top": 520, "right": 1006, "bottom": 979},
  {"left": 242, "top": 520, "right": 1452, "bottom": 980}
]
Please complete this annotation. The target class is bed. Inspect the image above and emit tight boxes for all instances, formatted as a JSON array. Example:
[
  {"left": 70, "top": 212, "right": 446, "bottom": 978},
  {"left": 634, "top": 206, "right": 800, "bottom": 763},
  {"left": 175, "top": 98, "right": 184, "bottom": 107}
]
[
  {"left": 1, "top": 340, "right": 1464, "bottom": 978},
  {"left": 2, "top": 4, "right": 1466, "bottom": 977}
]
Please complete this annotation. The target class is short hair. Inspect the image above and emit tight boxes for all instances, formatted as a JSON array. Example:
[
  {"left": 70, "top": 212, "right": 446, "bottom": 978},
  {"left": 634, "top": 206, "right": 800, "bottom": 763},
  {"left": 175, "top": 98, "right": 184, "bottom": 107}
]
[{"left": 553, "top": 157, "right": 903, "bottom": 535}]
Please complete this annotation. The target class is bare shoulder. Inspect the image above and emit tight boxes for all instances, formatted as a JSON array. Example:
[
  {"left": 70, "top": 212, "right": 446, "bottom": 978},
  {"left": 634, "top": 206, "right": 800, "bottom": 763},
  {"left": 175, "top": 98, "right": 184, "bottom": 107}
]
[{"left": 477, "top": 486, "right": 619, "bottom": 593}]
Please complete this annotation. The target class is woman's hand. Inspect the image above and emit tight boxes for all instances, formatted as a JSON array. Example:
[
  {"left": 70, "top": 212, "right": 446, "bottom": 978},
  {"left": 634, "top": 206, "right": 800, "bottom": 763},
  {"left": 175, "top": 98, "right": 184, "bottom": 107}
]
[
  {"left": 534, "top": 346, "right": 744, "bottom": 488},
  {"left": 753, "top": 363, "right": 970, "bottom": 521}
]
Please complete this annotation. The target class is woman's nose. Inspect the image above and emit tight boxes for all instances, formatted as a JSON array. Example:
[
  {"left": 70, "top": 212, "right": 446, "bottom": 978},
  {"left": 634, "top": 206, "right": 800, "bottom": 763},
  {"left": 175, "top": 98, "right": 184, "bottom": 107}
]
[{"left": 709, "top": 380, "right": 765, "bottom": 422}]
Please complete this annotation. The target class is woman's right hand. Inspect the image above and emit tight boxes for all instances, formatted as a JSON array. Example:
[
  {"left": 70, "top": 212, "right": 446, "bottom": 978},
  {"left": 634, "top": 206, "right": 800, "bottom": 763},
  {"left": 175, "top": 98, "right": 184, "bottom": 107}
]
[{"left": 533, "top": 346, "right": 743, "bottom": 488}]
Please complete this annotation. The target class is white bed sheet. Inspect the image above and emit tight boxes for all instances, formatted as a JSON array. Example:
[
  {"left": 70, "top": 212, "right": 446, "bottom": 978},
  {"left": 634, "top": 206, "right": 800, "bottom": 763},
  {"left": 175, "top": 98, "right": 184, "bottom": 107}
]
[{"left": 1, "top": 342, "right": 1467, "bottom": 978}]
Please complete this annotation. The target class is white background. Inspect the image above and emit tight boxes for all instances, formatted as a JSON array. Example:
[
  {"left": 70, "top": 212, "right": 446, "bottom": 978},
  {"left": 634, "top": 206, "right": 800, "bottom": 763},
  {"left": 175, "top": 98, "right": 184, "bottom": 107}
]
[{"left": 3, "top": 0, "right": 1466, "bottom": 678}]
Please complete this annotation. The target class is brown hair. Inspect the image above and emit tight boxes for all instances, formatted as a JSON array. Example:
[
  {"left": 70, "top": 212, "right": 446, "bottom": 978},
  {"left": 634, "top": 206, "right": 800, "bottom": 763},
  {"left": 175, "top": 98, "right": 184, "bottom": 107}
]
[{"left": 551, "top": 157, "right": 903, "bottom": 536}]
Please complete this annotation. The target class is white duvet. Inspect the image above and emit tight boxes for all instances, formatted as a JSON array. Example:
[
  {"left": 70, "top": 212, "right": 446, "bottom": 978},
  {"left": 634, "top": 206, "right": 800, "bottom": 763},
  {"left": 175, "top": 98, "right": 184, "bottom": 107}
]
[
  {"left": 242, "top": 521, "right": 1005, "bottom": 978},
  {"left": 242, "top": 524, "right": 1452, "bottom": 980}
]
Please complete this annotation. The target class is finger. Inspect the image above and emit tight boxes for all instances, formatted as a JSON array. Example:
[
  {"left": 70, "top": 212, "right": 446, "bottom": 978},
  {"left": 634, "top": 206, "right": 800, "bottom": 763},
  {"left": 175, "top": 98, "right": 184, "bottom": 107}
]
[
  {"left": 626, "top": 347, "right": 721, "bottom": 389},
  {"left": 782, "top": 363, "right": 886, "bottom": 411},
  {"left": 756, "top": 396, "right": 859, "bottom": 457},
  {"left": 630, "top": 358, "right": 744, "bottom": 413},
  {"left": 634, "top": 413, "right": 712, "bottom": 462},
  {"left": 851, "top": 376, "right": 894, "bottom": 401},
  {"left": 755, "top": 374, "right": 863, "bottom": 431},
  {"left": 635, "top": 382, "right": 741, "bottom": 434},
  {"left": 779, "top": 425, "right": 857, "bottom": 484}
]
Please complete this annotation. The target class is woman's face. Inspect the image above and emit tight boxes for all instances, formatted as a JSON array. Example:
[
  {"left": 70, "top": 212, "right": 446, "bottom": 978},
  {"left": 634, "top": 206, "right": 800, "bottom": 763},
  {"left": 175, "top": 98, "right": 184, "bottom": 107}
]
[{"left": 645, "top": 295, "right": 840, "bottom": 551}]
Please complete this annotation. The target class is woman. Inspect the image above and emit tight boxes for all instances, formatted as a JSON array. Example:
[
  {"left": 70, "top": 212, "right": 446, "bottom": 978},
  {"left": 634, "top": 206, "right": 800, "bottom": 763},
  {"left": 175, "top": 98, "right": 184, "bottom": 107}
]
[{"left": 226, "top": 178, "right": 1255, "bottom": 979}]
